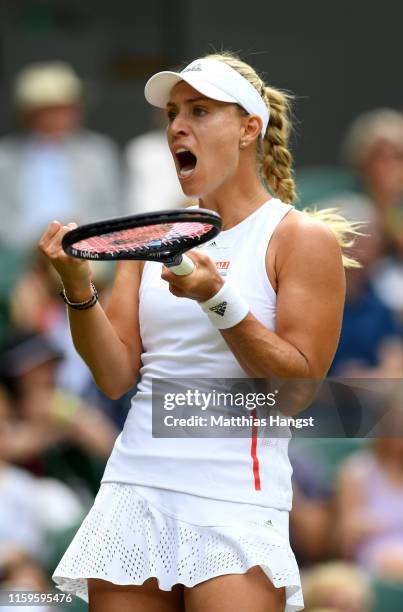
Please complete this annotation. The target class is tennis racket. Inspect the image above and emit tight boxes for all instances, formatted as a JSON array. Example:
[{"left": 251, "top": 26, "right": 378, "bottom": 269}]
[{"left": 62, "top": 208, "right": 222, "bottom": 275}]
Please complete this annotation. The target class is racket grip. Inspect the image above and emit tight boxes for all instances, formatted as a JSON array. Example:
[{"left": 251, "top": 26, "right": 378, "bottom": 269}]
[{"left": 168, "top": 254, "right": 195, "bottom": 276}]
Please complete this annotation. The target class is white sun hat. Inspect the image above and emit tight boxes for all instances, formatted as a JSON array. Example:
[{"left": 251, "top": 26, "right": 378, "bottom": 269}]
[
  {"left": 14, "top": 61, "right": 83, "bottom": 110},
  {"left": 144, "top": 58, "right": 269, "bottom": 137}
]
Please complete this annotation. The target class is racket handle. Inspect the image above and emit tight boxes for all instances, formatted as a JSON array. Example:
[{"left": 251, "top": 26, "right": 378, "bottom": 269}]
[{"left": 167, "top": 254, "right": 195, "bottom": 276}]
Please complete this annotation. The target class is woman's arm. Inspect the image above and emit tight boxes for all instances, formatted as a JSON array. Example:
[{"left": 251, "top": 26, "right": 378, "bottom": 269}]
[
  {"left": 222, "top": 212, "right": 346, "bottom": 378},
  {"left": 39, "top": 222, "right": 142, "bottom": 399},
  {"left": 162, "top": 211, "right": 345, "bottom": 379},
  {"left": 66, "top": 261, "right": 143, "bottom": 398}
]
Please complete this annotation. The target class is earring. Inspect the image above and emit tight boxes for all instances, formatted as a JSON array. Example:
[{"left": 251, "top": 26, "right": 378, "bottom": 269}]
[{"left": 240, "top": 141, "right": 246, "bottom": 149}]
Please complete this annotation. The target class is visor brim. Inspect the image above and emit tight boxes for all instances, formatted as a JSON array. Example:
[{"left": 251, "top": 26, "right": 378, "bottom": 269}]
[{"left": 144, "top": 70, "right": 237, "bottom": 108}]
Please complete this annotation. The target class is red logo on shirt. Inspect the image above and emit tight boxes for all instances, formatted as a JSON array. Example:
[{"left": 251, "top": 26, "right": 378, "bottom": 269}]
[{"left": 216, "top": 261, "right": 230, "bottom": 270}]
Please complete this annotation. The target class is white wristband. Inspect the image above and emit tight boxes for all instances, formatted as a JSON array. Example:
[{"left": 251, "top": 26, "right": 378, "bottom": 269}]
[{"left": 199, "top": 282, "right": 249, "bottom": 329}]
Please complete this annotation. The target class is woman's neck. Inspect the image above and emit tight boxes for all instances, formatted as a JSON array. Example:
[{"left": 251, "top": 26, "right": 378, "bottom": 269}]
[{"left": 199, "top": 176, "right": 271, "bottom": 231}]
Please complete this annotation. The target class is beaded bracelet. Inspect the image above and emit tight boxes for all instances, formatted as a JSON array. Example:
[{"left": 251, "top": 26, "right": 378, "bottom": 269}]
[{"left": 60, "top": 281, "right": 99, "bottom": 310}]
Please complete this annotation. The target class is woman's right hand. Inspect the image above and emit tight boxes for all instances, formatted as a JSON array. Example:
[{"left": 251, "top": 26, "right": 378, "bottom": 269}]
[{"left": 38, "top": 220, "right": 92, "bottom": 299}]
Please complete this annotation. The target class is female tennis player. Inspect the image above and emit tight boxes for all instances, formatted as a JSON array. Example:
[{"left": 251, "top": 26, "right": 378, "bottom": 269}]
[{"left": 39, "top": 52, "right": 352, "bottom": 612}]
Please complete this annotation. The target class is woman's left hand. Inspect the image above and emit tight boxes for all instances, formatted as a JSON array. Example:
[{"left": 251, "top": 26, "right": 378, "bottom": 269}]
[{"left": 161, "top": 250, "right": 223, "bottom": 302}]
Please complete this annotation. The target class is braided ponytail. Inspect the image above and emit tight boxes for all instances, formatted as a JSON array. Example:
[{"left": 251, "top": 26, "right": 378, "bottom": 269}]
[{"left": 260, "top": 86, "right": 296, "bottom": 203}]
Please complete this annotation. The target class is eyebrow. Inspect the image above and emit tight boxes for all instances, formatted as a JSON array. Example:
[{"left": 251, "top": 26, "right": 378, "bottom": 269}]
[{"left": 166, "top": 96, "right": 208, "bottom": 109}]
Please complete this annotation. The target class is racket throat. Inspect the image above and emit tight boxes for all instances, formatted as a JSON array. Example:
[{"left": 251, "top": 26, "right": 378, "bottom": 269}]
[{"left": 164, "top": 254, "right": 183, "bottom": 267}]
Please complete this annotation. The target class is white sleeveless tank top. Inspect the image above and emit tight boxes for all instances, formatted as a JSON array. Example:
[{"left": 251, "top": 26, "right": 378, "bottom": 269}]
[{"left": 102, "top": 199, "right": 294, "bottom": 516}]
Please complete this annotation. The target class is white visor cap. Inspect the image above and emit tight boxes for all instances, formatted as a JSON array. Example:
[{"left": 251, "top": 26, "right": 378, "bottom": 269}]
[{"left": 144, "top": 58, "right": 269, "bottom": 137}]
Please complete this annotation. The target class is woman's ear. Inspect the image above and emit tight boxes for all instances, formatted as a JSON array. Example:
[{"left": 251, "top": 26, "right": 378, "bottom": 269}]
[{"left": 239, "top": 114, "right": 262, "bottom": 148}]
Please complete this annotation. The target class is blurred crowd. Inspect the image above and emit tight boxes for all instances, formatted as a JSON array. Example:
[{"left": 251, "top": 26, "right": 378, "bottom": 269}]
[{"left": 0, "top": 60, "right": 403, "bottom": 612}]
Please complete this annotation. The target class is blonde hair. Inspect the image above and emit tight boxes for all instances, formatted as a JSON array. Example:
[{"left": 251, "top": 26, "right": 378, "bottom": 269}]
[{"left": 205, "top": 51, "right": 361, "bottom": 267}]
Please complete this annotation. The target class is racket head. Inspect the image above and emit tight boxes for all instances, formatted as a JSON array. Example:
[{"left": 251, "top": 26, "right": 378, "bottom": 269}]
[{"left": 61, "top": 208, "right": 222, "bottom": 264}]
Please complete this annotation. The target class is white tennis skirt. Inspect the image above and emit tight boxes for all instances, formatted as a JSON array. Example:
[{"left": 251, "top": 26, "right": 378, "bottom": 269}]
[{"left": 53, "top": 483, "right": 304, "bottom": 611}]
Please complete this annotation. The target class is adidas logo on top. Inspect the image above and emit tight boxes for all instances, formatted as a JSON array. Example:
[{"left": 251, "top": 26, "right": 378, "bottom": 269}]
[
  {"left": 195, "top": 239, "right": 217, "bottom": 249},
  {"left": 182, "top": 62, "right": 202, "bottom": 73},
  {"left": 209, "top": 301, "right": 227, "bottom": 317}
]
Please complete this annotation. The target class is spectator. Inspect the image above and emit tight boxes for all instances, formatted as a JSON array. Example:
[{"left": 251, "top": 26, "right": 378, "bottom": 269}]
[
  {"left": 0, "top": 331, "right": 119, "bottom": 496},
  {"left": 342, "top": 109, "right": 403, "bottom": 319},
  {"left": 7, "top": 250, "right": 134, "bottom": 430},
  {"left": 0, "top": 61, "right": 123, "bottom": 250},
  {"left": 343, "top": 109, "right": 403, "bottom": 248},
  {"left": 313, "top": 111, "right": 403, "bottom": 321},
  {"left": 330, "top": 214, "right": 403, "bottom": 377},
  {"left": 335, "top": 438, "right": 403, "bottom": 581},
  {"left": 9, "top": 250, "right": 110, "bottom": 396},
  {"left": 302, "top": 561, "right": 374, "bottom": 612}
]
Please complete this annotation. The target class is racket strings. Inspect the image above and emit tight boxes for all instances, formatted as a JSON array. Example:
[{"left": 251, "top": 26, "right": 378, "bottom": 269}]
[{"left": 73, "top": 222, "right": 214, "bottom": 254}]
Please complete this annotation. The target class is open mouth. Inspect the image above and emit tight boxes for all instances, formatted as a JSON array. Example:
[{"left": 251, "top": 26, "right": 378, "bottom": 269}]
[{"left": 175, "top": 149, "right": 197, "bottom": 178}]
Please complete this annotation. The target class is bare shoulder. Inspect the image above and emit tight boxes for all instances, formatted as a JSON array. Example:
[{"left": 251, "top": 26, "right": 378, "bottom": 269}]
[
  {"left": 272, "top": 208, "right": 343, "bottom": 273},
  {"left": 275, "top": 208, "right": 340, "bottom": 247}
]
